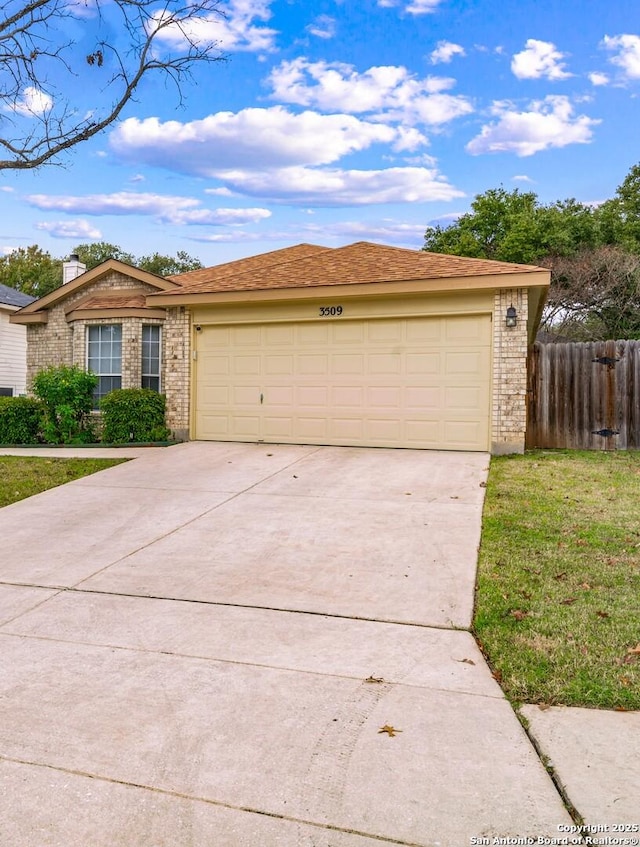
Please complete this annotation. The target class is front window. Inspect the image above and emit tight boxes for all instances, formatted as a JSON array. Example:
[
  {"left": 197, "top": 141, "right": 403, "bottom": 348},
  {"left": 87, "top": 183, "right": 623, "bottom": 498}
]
[
  {"left": 142, "top": 325, "right": 161, "bottom": 391},
  {"left": 87, "top": 324, "right": 122, "bottom": 405}
]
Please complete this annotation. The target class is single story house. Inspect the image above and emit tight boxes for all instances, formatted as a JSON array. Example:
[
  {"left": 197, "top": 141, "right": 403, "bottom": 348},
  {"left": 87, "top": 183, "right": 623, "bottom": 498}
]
[
  {"left": 0, "top": 283, "right": 36, "bottom": 396},
  {"left": 11, "top": 242, "right": 549, "bottom": 453}
]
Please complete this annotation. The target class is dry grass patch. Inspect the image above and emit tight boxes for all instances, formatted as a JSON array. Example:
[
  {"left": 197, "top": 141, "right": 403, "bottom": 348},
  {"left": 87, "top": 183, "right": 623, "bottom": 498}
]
[{"left": 474, "top": 450, "right": 640, "bottom": 710}]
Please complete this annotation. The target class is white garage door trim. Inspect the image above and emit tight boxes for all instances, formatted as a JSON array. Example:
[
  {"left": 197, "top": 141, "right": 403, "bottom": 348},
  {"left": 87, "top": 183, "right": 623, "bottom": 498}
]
[{"left": 194, "top": 313, "right": 492, "bottom": 451}]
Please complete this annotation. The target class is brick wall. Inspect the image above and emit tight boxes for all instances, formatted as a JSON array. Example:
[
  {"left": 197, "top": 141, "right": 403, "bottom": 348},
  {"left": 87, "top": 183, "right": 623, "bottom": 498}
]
[
  {"left": 26, "top": 272, "right": 191, "bottom": 440},
  {"left": 492, "top": 287, "right": 529, "bottom": 454},
  {"left": 163, "top": 306, "right": 190, "bottom": 440}
]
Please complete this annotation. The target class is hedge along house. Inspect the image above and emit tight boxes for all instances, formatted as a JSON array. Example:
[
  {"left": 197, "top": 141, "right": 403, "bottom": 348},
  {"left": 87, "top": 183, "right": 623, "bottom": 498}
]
[{"left": 12, "top": 242, "right": 549, "bottom": 453}]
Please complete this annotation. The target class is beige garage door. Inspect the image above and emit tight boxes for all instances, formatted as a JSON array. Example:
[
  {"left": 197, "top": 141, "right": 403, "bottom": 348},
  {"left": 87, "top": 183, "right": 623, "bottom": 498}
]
[{"left": 194, "top": 315, "right": 491, "bottom": 450}]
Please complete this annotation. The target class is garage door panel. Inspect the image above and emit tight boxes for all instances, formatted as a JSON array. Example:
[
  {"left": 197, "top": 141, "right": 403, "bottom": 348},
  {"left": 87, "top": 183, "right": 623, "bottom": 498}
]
[
  {"left": 332, "top": 354, "right": 364, "bottom": 375},
  {"left": 444, "top": 350, "right": 487, "bottom": 376},
  {"left": 331, "top": 418, "right": 364, "bottom": 440},
  {"left": 195, "top": 315, "right": 491, "bottom": 450},
  {"left": 265, "top": 355, "right": 294, "bottom": 375},
  {"left": 368, "top": 354, "right": 401, "bottom": 375},
  {"left": 333, "top": 323, "right": 364, "bottom": 344},
  {"left": 234, "top": 355, "right": 261, "bottom": 375},
  {"left": 332, "top": 386, "right": 364, "bottom": 407},
  {"left": 405, "top": 386, "right": 442, "bottom": 409},
  {"left": 368, "top": 386, "right": 401, "bottom": 407},
  {"left": 445, "top": 386, "right": 483, "bottom": 411},
  {"left": 232, "top": 326, "right": 261, "bottom": 346},
  {"left": 298, "top": 386, "right": 328, "bottom": 406},
  {"left": 405, "top": 352, "right": 440, "bottom": 374}
]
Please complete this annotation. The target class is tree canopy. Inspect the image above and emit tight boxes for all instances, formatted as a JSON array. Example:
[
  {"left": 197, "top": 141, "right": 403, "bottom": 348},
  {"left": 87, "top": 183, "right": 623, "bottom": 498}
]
[
  {"left": 423, "top": 163, "right": 640, "bottom": 340},
  {"left": 0, "top": 0, "right": 226, "bottom": 170},
  {"left": 0, "top": 241, "right": 203, "bottom": 296}
]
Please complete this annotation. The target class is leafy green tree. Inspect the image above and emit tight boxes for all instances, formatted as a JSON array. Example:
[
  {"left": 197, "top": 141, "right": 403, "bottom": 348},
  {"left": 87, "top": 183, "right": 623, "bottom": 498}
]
[
  {"left": 137, "top": 250, "right": 203, "bottom": 276},
  {"left": 73, "top": 243, "right": 135, "bottom": 270},
  {"left": 0, "top": 245, "right": 62, "bottom": 297},
  {"left": 424, "top": 188, "right": 600, "bottom": 265}
]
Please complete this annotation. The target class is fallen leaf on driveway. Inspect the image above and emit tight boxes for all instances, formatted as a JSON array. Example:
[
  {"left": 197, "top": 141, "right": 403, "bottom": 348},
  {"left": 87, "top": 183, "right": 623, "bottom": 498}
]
[
  {"left": 538, "top": 704, "right": 551, "bottom": 711},
  {"left": 365, "top": 675, "right": 385, "bottom": 684},
  {"left": 378, "top": 725, "right": 402, "bottom": 737},
  {"left": 458, "top": 658, "right": 476, "bottom": 665},
  {"left": 479, "top": 481, "right": 487, "bottom": 488}
]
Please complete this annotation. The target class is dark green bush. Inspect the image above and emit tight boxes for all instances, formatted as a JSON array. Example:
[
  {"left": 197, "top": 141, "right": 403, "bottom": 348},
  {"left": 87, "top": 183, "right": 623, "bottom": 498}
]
[
  {"left": 100, "top": 389, "right": 171, "bottom": 443},
  {"left": 0, "top": 397, "right": 43, "bottom": 444},
  {"left": 32, "top": 365, "right": 98, "bottom": 444}
]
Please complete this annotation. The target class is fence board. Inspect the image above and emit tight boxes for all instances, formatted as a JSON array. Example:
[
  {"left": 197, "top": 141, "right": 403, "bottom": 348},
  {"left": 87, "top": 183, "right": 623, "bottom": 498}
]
[{"left": 526, "top": 340, "right": 640, "bottom": 450}]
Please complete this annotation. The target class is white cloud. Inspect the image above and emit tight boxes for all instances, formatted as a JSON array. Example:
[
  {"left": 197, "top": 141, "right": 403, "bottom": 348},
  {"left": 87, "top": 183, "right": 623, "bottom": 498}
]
[
  {"left": 204, "top": 187, "right": 234, "bottom": 196},
  {"left": 26, "top": 191, "right": 271, "bottom": 226},
  {"left": 210, "top": 165, "right": 463, "bottom": 206},
  {"left": 266, "top": 59, "right": 473, "bottom": 126},
  {"left": 153, "top": 0, "right": 278, "bottom": 53},
  {"left": 301, "top": 219, "right": 426, "bottom": 244},
  {"left": 10, "top": 86, "right": 53, "bottom": 116},
  {"left": 306, "top": 14, "right": 336, "bottom": 39},
  {"left": 511, "top": 39, "right": 572, "bottom": 80},
  {"left": 466, "top": 96, "right": 599, "bottom": 157},
  {"left": 603, "top": 34, "right": 640, "bottom": 79},
  {"left": 35, "top": 219, "right": 102, "bottom": 239},
  {"left": 588, "top": 72, "right": 610, "bottom": 86},
  {"left": 512, "top": 174, "right": 534, "bottom": 183},
  {"left": 378, "top": 0, "right": 443, "bottom": 14},
  {"left": 430, "top": 41, "right": 465, "bottom": 65},
  {"left": 0, "top": 186, "right": 14, "bottom": 193},
  {"left": 110, "top": 107, "right": 405, "bottom": 175}
]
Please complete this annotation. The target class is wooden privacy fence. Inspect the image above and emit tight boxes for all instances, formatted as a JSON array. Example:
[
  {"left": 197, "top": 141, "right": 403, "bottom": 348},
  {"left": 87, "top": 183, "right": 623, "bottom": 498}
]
[{"left": 526, "top": 340, "right": 640, "bottom": 450}]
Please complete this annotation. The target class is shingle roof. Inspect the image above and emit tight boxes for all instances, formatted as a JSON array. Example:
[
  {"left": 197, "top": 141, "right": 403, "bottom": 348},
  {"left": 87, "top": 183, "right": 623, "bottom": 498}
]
[
  {"left": 77, "top": 294, "right": 148, "bottom": 310},
  {"left": 164, "top": 241, "right": 544, "bottom": 296},
  {"left": 0, "top": 282, "right": 36, "bottom": 308},
  {"left": 166, "top": 243, "right": 329, "bottom": 288}
]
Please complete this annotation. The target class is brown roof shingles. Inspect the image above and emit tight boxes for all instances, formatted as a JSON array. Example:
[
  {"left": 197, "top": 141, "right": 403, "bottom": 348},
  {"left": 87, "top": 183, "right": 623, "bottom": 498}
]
[
  {"left": 162, "top": 241, "right": 544, "bottom": 297},
  {"left": 77, "top": 294, "right": 148, "bottom": 309}
]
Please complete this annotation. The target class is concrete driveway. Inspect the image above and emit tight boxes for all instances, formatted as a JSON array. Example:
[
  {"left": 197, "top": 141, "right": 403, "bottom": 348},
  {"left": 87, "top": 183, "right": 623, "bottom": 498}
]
[{"left": 0, "top": 442, "right": 572, "bottom": 845}]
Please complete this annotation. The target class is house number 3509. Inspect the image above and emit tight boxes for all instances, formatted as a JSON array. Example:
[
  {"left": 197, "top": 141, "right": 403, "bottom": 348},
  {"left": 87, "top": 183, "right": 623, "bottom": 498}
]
[{"left": 319, "top": 306, "right": 343, "bottom": 317}]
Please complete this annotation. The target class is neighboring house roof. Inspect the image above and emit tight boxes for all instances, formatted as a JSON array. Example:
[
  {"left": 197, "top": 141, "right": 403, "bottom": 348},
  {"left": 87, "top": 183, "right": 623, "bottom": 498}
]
[
  {"left": 0, "top": 282, "right": 36, "bottom": 309},
  {"left": 157, "top": 241, "right": 546, "bottom": 299}
]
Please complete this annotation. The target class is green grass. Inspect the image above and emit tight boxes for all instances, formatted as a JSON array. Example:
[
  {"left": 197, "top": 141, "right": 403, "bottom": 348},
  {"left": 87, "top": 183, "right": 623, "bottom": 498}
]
[
  {"left": 0, "top": 456, "right": 127, "bottom": 508},
  {"left": 474, "top": 450, "right": 640, "bottom": 710}
]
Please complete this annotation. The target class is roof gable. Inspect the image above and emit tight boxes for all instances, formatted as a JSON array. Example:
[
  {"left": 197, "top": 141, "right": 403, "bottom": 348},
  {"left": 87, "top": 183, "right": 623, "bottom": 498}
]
[
  {"left": 157, "top": 241, "right": 545, "bottom": 298},
  {"left": 17, "top": 259, "right": 180, "bottom": 315},
  {"left": 165, "top": 243, "right": 331, "bottom": 290}
]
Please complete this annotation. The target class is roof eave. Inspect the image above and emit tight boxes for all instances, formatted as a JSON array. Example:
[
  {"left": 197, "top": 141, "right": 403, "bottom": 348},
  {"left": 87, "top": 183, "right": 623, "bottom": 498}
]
[{"left": 147, "top": 269, "right": 550, "bottom": 307}]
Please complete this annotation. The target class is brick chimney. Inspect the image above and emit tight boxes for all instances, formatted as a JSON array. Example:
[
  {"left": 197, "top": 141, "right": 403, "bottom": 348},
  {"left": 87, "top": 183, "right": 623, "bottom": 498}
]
[{"left": 63, "top": 254, "right": 86, "bottom": 285}]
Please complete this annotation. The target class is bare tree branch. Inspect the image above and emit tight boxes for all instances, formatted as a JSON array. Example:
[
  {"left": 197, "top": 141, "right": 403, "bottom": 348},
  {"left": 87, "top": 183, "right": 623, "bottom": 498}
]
[{"left": 0, "top": 0, "right": 227, "bottom": 169}]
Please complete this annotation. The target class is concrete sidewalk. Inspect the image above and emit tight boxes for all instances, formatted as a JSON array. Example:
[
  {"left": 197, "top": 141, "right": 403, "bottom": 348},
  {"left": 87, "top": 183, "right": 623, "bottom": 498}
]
[{"left": 0, "top": 442, "right": 583, "bottom": 844}]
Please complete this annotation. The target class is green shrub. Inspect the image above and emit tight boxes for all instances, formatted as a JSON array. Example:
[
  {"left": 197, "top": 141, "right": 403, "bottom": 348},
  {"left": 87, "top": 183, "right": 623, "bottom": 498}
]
[
  {"left": 100, "top": 389, "right": 171, "bottom": 443},
  {"left": 0, "top": 397, "right": 43, "bottom": 444},
  {"left": 32, "top": 365, "right": 98, "bottom": 444}
]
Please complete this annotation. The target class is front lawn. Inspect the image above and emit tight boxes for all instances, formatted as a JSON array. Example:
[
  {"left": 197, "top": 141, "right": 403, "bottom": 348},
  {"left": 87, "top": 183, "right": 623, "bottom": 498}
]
[
  {"left": 474, "top": 450, "right": 640, "bottom": 711},
  {"left": 0, "top": 456, "right": 127, "bottom": 508}
]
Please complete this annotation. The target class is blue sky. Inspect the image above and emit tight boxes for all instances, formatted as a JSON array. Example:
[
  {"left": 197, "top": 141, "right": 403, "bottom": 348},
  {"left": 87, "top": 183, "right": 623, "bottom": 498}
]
[{"left": 1, "top": 0, "right": 639, "bottom": 266}]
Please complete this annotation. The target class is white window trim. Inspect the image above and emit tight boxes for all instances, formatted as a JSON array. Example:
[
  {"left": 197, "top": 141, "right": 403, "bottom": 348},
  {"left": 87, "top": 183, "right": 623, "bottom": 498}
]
[{"left": 142, "top": 324, "right": 162, "bottom": 392}]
